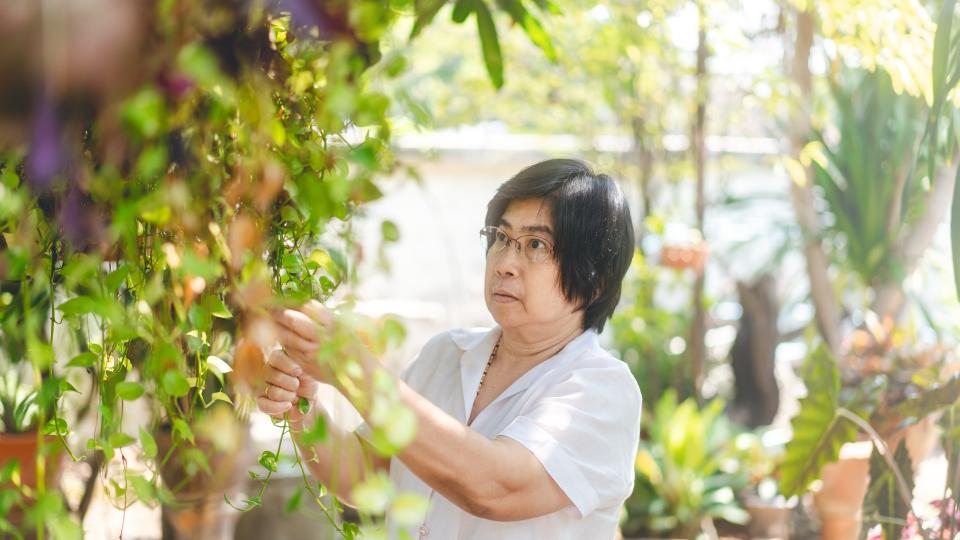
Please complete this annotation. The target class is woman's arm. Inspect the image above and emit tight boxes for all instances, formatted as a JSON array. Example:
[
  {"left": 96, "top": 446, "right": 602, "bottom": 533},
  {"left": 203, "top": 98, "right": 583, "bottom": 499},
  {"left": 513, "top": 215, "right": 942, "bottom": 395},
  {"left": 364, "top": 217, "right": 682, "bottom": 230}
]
[
  {"left": 288, "top": 402, "right": 391, "bottom": 507},
  {"left": 393, "top": 380, "right": 572, "bottom": 520},
  {"left": 272, "top": 306, "right": 574, "bottom": 521},
  {"left": 257, "top": 349, "right": 390, "bottom": 506}
]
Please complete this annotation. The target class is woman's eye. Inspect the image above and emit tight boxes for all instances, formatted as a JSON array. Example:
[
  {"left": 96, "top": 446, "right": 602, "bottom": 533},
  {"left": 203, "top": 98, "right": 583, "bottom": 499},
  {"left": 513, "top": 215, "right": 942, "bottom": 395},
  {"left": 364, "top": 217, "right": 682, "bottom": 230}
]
[
  {"left": 528, "top": 238, "right": 548, "bottom": 251},
  {"left": 495, "top": 231, "right": 508, "bottom": 243}
]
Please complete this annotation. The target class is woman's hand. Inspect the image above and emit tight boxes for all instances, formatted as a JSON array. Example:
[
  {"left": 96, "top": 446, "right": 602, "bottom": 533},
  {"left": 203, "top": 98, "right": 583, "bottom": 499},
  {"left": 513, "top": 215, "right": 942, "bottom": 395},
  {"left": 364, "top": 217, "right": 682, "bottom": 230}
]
[
  {"left": 256, "top": 347, "right": 320, "bottom": 425},
  {"left": 271, "top": 300, "right": 337, "bottom": 383}
]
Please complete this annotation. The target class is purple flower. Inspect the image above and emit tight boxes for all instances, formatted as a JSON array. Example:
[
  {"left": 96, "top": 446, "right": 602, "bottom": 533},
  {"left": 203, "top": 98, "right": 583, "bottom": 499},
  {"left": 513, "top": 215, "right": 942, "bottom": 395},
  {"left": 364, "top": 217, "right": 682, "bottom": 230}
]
[{"left": 26, "top": 96, "right": 63, "bottom": 192}]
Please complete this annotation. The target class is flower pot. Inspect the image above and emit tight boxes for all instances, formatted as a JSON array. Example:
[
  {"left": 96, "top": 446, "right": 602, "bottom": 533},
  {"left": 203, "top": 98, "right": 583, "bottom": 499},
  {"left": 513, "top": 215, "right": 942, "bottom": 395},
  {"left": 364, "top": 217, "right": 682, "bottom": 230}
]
[
  {"left": 154, "top": 408, "right": 250, "bottom": 540},
  {"left": 812, "top": 441, "right": 871, "bottom": 540},
  {"left": 660, "top": 242, "right": 708, "bottom": 273},
  {"left": 743, "top": 492, "right": 795, "bottom": 540},
  {"left": 0, "top": 432, "right": 64, "bottom": 488},
  {"left": 0, "top": 432, "right": 65, "bottom": 527}
]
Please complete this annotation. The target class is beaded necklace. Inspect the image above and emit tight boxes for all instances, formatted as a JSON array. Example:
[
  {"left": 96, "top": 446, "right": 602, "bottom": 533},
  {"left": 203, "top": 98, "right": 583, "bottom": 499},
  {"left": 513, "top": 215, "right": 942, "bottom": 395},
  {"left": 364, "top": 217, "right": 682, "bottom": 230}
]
[{"left": 417, "top": 336, "right": 501, "bottom": 538}]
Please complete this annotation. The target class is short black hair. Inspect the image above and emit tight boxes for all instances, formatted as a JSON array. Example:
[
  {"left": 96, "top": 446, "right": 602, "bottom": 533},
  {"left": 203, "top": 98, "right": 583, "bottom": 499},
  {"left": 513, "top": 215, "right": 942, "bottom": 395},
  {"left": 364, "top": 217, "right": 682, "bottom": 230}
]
[{"left": 485, "top": 158, "right": 635, "bottom": 333}]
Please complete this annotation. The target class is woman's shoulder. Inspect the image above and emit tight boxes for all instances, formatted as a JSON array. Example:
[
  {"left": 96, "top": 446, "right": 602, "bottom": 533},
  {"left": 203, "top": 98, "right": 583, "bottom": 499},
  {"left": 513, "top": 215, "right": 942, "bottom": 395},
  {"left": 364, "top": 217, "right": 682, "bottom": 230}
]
[
  {"left": 398, "top": 327, "right": 494, "bottom": 381},
  {"left": 554, "top": 335, "right": 642, "bottom": 407}
]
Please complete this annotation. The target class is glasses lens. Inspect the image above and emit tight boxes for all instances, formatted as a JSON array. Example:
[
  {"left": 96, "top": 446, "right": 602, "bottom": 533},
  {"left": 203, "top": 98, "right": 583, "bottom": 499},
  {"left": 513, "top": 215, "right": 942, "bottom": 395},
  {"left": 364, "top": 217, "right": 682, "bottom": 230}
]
[
  {"left": 523, "top": 236, "right": 551, "bottom": 263},
  {"left": 480, "top": 227, "right": 499, "bottom": 254}
]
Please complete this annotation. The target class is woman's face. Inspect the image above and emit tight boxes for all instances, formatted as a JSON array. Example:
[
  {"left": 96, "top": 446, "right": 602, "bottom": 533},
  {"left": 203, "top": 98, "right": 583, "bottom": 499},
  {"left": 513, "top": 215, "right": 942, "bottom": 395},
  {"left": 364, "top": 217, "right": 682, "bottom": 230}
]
[{"left": 484, "top": 198, "right": 582, "bottom": 333}]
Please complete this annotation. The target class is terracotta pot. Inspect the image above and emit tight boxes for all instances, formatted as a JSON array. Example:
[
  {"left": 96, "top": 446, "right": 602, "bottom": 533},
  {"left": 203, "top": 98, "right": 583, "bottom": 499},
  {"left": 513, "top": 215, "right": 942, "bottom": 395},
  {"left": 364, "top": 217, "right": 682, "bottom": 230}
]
[
  {"left": 0, "top": 432, "right": 65, "bottom": 527},
  {"left": 743, "top": 494, "right": 795, "bottom": 540},
  {"left": 812, "top": 441, "right": 872, "bottom": 540},
  {"left": 154, "top": 411, "right": 250, "bottom": 540},
  {"left": 661, "top": 243, "right": 708, "bottom": 273},
  {"left": 0, "top": 432, "right": 63, "bottom": 489}
]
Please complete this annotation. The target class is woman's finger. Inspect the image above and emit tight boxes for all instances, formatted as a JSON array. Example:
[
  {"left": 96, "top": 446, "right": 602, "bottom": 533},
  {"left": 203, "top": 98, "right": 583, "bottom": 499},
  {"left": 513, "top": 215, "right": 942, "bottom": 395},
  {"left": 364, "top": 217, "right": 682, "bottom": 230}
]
[
  {"left": 265, "top": 384, "right": 296, "bottom": 403},
  {"left": 297, "top": 375, "right": 320, "bottom": 398},
  {"left": 273, "top": 308, "right": 326, "bottom": 342},
  {"left": 266, "top": 348, "right": 302, "bottom": 377},
  {"left": 257, "top": 395, "right": 292, "bottom": 417},
  {"left": 276, "top": 325, "right": 320, "bottom": 355},
  {"left": 265, "top": 366, "right": 300, "bottom": 392},
  {"left": 300, "top": 300, "right": 333, "bottom": 327}
]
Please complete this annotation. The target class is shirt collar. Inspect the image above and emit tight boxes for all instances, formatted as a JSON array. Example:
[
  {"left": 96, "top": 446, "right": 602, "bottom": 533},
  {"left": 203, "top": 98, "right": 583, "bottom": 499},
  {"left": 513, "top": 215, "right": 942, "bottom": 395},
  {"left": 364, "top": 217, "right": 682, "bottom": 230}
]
[{"left": 458, "top": 326, "right": 599, "bottom": 424}]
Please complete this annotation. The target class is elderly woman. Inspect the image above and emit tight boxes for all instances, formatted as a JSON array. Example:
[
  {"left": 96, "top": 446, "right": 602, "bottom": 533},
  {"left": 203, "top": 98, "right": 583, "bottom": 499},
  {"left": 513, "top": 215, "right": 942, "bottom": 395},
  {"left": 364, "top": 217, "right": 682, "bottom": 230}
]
[{"left": 258, "top": 159, "right": 642, "bottom": 539}]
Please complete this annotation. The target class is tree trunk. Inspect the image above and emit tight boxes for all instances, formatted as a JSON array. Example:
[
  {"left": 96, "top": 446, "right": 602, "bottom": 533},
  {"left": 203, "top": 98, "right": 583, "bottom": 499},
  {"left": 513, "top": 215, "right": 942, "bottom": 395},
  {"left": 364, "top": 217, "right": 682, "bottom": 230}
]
[
  {"left": 872, "top": 161, "right": 959, "bottom": 320},
  {"left": 631, "top": 115, "right": 655, "bottom": 249},
  {"left": 786, "top": 9, "right": 842, "bottom": 355},
  {"left": 687, "top": 3, "right": 709, "bottom": 399},
  {"left": 729, "top": 275, "right": 780, "bottom": 427}
]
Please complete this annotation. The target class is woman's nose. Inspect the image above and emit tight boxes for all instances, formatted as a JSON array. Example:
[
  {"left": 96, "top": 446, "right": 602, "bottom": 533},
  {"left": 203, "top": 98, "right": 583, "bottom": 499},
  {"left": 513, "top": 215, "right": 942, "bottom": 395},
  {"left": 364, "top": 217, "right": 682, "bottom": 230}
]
[{"left": 494, "top": 243, "right": 522, "bottom": 276}]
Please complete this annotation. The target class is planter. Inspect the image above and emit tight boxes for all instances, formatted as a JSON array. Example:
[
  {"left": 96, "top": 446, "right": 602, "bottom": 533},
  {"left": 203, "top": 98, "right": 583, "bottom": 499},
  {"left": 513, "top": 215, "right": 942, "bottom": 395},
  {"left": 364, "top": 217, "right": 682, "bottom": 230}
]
[
  {"left": 812, "top": 441, "right": 872, "bottom": 540},
  {"left": 0, "top": 432, "right": 65, "bottom": 527},
  {"left": 0, "top": 432, "right": 64, "bottom": 488},
  {"left": 155, "top": 409, "right": 250, "bottom": 540},
  {"left": 743, "top": 492, "right": 795, "bottom": 540},
  {"left": 660, "top": 242, "right": 708, "bottom": 273}
]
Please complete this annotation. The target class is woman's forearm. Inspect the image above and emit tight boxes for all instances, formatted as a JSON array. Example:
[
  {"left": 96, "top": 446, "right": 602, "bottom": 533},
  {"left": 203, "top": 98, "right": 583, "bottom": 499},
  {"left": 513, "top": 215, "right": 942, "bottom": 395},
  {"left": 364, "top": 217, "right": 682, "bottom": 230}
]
[{"left": 289, "top": 404, "right": 390, "bottom": 506}]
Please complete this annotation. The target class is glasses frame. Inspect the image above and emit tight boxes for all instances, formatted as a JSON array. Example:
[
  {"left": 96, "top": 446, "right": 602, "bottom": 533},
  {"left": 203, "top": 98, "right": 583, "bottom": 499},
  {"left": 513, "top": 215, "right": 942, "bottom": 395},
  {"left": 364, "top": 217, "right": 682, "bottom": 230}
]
[{"left": 479, "top": 226, "right": 555, "bottom": 264}]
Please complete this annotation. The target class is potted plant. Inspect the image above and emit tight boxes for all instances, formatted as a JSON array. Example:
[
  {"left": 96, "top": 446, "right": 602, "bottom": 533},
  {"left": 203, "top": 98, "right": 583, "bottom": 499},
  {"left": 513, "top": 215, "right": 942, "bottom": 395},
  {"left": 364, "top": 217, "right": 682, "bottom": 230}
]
[{"left": 621, "top": 390, "right": 751, "bottom": 539}]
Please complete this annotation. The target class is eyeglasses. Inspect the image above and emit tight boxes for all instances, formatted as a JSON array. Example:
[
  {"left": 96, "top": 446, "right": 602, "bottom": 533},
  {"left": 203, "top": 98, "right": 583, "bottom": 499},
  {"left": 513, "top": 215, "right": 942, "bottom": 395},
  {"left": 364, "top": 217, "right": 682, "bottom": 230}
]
[{"left": 479, "top": 226, "right": 554, "bottom": 263}]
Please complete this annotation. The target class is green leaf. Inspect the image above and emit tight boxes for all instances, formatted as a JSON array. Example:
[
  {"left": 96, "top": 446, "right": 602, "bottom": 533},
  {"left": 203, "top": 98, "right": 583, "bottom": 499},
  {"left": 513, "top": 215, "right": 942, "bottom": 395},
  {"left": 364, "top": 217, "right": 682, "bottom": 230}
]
[
  {"left": 66, "top": 352, "right": 98, "bottom": 368},
  {"left": 953, "top": 162, "right": 960, "bottom": 303},
  {"left": 172, "top": 418, "right": 194, "bottom": 444},
  {"left": 298, "top": 396, "right": 310, "bottom": 415},
  {"left": 258, "top": 450, "right": 278, "bottom": 473},
  {"left": 177, "top": 43, "right": 223, "bottom": 89},
  {"left": 780, "top": 346, "right": 860, "bottom": 497},
  {"left": 205, "top": 297, "right": 232, "bottom": 319},
  {"left": 933, "top": 0, "right": 956, "bottom": 110},
  {"left": 162, "top": 371, "right": 190, "bottom": 397},
  {"left": 390, "top": 493, "right": 429, "bottom": 526},
  {"left": 300, "top": 413, "right": 327, "bottom": 445},
  {"left": 890, "top": 375, "right": 960, "bottom": 421},
  {"left": 929, "top": 0, "right": 957, "bottom": 183},
  {"left": 410, "top": 0, "right": 447, "bottom": 39},
  {"left": 140, "top": 427, "right": 157, "bottom": 459},
  {"left": 129, "top": 474, "right": 156, "bottom": 505},
  {"left": 210, "top": 391, "right": 233, "bottom": 406},
  {"left": 57, "top": 296, "right": 98, "bottom": 318},
  {"left": 350, "top": 473, "right": 393, "bottom": 514},
  {"left": 104, "top": 264, "right": 131, "bottom": 293},
  {"left": 381, "top": 220, "right": 400, "bottom": 243},
  {"left": 283, "top": 486, "right": 303, "bottom": 514},
  {"left": 206, "top": 355, "right": 232, "bottom": 376},
  {"left": 115, "top": 381, "right": 145, "bottom": 401},
  {"left": 451, "top": 0, "right": 473, "bottom": 23},
  {"left": 475, "top": 0, "right": 504, "bottom": 89},
  {"left": 863, "top": 440, "right": 913, "bottom": 539},
  {"left": 43, "top": 418, "right": 67, "bottom": 436},
  {"left": 122, "top": 87, "right": 166, "bottom": 139},
  {"left": 496, "top": 0, "right": 557, "bottom": 61},
  {"left": 109, "top": 432, "right": 136, "bottom": 448}
]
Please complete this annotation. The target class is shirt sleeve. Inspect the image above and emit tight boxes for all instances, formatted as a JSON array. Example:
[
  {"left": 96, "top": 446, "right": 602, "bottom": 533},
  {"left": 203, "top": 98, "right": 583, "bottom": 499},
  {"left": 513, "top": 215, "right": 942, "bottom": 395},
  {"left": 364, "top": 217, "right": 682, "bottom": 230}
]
[{"left": 496, "top": 362, "right": 642, "bottom": 518}]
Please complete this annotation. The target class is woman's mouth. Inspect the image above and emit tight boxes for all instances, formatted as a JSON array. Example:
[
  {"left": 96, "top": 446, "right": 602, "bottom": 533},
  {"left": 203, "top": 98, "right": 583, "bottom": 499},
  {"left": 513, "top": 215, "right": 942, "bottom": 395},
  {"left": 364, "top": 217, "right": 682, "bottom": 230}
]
[{"left": 492, "top": 290, "right": 519, "bottom": 303}]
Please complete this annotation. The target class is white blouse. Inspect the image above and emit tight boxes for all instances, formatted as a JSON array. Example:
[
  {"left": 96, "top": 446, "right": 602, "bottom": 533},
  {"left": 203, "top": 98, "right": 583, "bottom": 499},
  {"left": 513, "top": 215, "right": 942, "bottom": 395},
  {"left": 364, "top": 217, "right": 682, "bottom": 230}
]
[{"left": 383, "top": 326, "right": 643, "bottom": 540}]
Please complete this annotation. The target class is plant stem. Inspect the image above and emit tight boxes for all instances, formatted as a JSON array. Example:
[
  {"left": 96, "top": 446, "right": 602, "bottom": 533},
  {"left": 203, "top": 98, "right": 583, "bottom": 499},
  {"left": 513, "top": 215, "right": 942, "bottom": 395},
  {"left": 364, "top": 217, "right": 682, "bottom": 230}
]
[{"left": 287, "top": 418, "right": 344, "bottom": 535}]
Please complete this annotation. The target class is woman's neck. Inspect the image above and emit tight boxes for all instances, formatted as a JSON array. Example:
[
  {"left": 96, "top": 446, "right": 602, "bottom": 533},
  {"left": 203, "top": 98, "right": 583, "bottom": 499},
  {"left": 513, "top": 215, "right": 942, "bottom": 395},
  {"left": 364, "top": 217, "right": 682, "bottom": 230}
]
[{"left": 498, "top": 317, "right": 585, "bottom": 368}]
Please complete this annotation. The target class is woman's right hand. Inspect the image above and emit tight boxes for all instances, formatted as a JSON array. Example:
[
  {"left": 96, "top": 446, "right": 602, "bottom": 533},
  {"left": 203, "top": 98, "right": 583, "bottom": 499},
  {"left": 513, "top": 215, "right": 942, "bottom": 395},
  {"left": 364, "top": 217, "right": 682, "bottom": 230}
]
[{"left": 257, "top": 348, "right": 320, "bottom": 425}]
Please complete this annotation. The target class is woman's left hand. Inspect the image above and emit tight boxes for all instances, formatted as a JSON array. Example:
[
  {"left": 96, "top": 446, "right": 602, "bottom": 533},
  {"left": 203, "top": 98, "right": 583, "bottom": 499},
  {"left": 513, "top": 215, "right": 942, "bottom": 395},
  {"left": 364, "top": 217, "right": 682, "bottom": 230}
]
[{"left": 271, "top": 300, "right": 337, "bottom": 383}]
